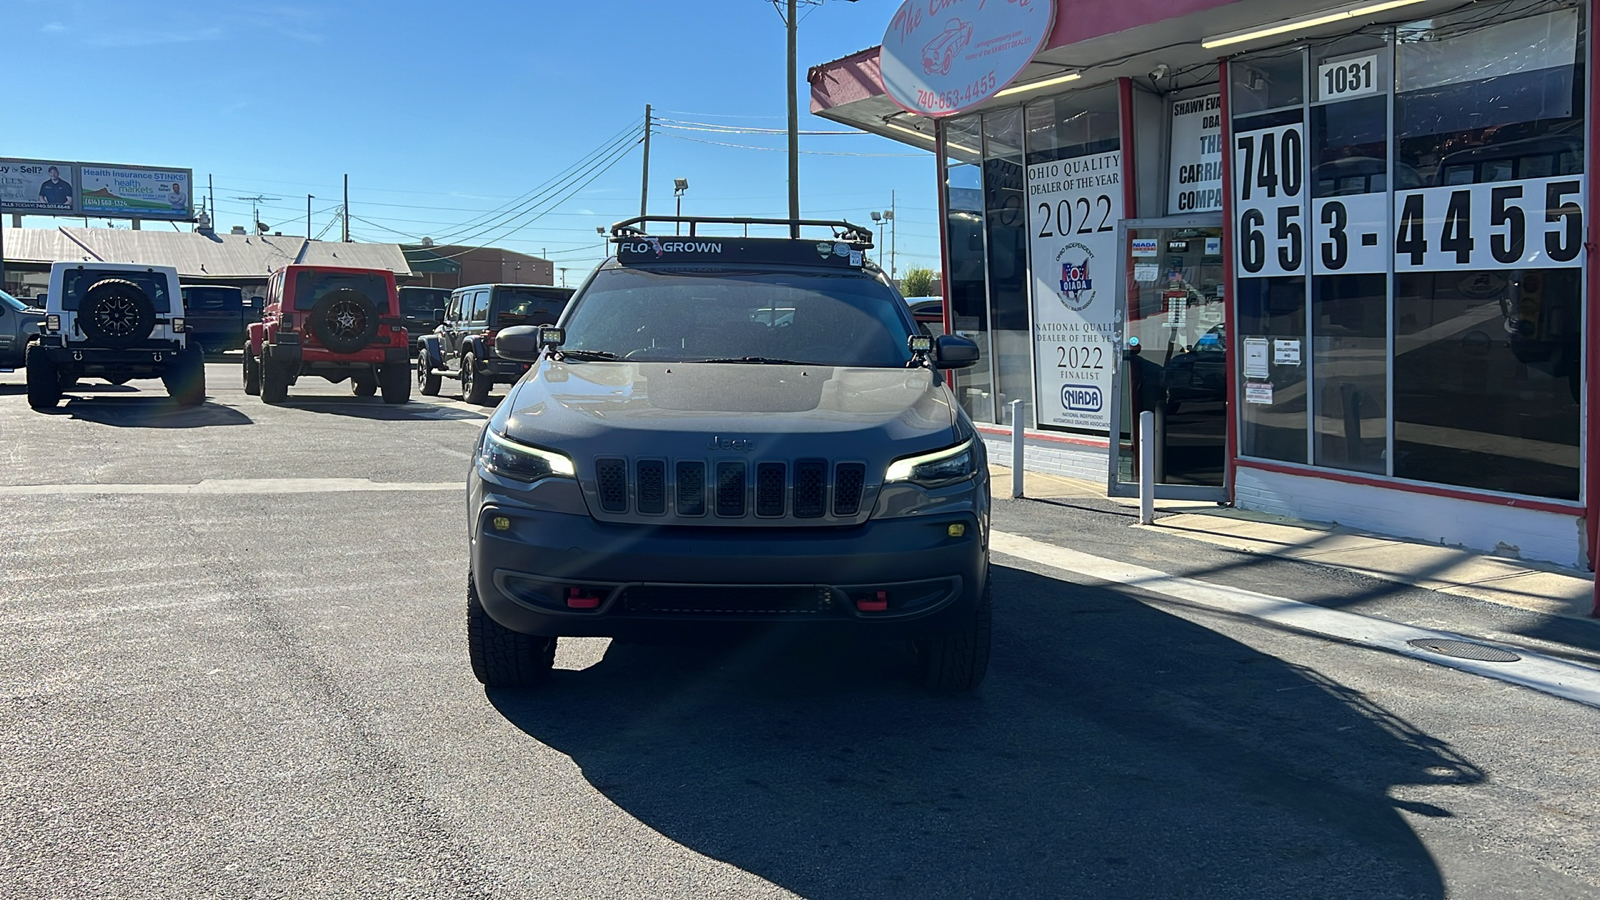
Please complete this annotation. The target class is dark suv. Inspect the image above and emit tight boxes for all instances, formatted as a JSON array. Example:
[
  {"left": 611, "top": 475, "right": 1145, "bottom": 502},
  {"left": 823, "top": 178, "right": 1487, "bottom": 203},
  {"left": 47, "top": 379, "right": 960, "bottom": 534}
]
[
  {"left": 398, "top": 286, "right": 451, "bottom": 352},
  {"left": 245, "top": 264, "right": 411, "bottom": 404},
  {"left": 180, "top": 285, "right": 248, "bottom": 353},
  {"left": 465, "top": 217, "right": 989, "bottom": 691},
  {"left": 416, "top": 283, "right": 572, "bottom": 405}
]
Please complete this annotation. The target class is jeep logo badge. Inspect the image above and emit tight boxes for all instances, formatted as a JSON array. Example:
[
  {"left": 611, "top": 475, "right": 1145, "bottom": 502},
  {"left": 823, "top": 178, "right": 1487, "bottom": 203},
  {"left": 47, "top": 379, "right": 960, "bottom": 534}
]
[{"left": 709, "top": 436, "right": 754, "bottom": 452}]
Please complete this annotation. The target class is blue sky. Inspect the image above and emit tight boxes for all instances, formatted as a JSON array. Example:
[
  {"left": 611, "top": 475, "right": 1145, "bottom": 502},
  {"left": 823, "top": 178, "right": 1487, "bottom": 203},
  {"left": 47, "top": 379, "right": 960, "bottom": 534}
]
[{"left": 4, "top": 0, "right": 938, "bottom": 283}]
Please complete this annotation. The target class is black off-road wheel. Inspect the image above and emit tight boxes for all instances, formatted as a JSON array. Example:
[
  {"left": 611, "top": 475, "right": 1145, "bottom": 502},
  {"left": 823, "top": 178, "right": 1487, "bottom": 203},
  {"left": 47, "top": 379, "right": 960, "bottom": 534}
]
[
  {"left": 378, "top": 362, "right": 410, "bottom": 404},
  {"left": 308, "top": 289, "right": 381, "bottom": 354},
  {"left": 261, "top": 355, "right": 290, "bottom": 404},
  {"left": 417, "top": 351, "right": 441, "bottom": 396},
  {"left": 25, "top": 345, "right": 62, "bottom": 411},
  {"left": 243, "top": 350, "right": 261, "bottom": 396},
  {"left": 163, "top": 343, "right": 207, "bottom": 407},
  {"left": 914, "top": 575, "right": 992, "bottom": 692},
  {"left": 468, "top": 576, "right": 556, "bottom": 688},
  {"left": 461, "top": 351, "right": 492, "bottom": 405},
  {"left": 79, "top": 279, "right": 158, "bottom": 350},
  {"left": 351, "top": 371, "right": 378, "bottom": 397}
]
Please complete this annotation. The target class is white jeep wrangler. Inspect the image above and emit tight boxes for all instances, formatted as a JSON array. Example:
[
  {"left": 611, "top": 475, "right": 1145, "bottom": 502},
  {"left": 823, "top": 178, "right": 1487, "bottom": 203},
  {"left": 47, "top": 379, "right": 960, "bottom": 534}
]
[{"left": 26, "top": 262, "right": 206, "bottom": 410}]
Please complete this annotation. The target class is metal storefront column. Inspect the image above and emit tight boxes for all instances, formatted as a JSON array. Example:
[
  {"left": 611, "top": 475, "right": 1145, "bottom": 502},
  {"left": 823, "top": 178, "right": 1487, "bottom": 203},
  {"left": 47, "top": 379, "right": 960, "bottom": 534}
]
[
  {"left": 1588, "top": 0, "right": 1600, "bottom": 613},
  {"left": 1219, "top": 57, "right": 1240, "bottom": 503},
  {"left": 936, "top": 119, "right": 954, "bottom": 338}
]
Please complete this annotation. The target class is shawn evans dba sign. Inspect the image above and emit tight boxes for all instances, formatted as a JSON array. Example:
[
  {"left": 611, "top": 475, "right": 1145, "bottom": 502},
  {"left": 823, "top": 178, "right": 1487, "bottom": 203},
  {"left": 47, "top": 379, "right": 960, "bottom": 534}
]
[
  {"left": 880, "top": 0, "right": 1056, "bottom": 117},
  {"left": 1027, "top": 149, "right": 1123, "bottom": 432}
]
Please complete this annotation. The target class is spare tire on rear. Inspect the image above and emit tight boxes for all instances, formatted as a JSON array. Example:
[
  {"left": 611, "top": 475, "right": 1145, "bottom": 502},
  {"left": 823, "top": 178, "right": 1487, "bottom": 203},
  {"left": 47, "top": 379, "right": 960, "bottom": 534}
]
[
  {"left": 308, "top": 289, "right": 381, "bottom": 354},
  {"left": 79, "top": 279, "right": 157, "bottom": 350}
]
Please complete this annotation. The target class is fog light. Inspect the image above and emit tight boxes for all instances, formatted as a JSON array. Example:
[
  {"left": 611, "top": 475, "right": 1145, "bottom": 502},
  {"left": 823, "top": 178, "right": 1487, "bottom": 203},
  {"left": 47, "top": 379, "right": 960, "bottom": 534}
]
[
  {"left": 492, "top": 516, "right": 511, "bottom": 532},
  {"left": 947, "top": 523, "right": 966, "bottom": 537}
]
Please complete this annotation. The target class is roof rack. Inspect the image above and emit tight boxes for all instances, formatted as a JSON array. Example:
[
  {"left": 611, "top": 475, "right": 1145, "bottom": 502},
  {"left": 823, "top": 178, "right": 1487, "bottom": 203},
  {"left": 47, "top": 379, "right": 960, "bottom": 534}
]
[{"left": 609, "top": 216, "right": 874, "bottom": 248}]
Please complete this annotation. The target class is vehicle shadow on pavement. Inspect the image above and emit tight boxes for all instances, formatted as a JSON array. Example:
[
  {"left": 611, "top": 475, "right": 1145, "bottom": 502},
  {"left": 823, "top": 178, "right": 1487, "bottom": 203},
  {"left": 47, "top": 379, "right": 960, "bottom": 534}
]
[
  {"left": 487, "top": 565, "right": 1480, "bottom": 899},
  {"left": 275, "top": 398, "right": 489, "bottom": 422},
  {"left": 56, "top": 396, "right": 253, "bottom": 428}
]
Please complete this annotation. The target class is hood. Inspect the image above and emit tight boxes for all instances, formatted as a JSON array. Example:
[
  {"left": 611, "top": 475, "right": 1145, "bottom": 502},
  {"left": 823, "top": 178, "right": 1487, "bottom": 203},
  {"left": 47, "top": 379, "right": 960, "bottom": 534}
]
[{"left": 498, "top": 360, "right": 957, "bottom": 461}]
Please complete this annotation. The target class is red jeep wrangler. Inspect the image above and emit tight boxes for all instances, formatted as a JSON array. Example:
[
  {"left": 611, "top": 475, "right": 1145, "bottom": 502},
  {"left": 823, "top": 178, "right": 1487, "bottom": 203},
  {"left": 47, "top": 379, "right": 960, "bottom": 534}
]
[{"left": 245, "top": 264, "right": 411, "bottom": 404}]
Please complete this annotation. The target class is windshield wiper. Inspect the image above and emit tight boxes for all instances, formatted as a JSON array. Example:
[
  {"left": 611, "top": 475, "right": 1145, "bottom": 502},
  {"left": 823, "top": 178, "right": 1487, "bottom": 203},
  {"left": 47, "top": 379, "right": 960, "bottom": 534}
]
[
  {"left": 692, "top": 356, "right": 807, "bottom": 365},
  {"left": 557, "top": 349, "right": 619, "bottom": 361}
]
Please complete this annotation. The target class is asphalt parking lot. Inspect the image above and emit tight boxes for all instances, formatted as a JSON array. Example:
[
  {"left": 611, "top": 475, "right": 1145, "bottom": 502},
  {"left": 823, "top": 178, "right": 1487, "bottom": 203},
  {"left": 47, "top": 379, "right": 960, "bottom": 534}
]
[{"left": 2, "top": 362, "right": 1599, "bottom": 899}]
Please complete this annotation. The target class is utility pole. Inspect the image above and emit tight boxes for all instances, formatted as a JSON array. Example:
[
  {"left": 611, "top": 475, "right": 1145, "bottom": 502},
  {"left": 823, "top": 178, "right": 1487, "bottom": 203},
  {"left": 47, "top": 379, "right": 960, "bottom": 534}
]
[
  {"left": 640, "top": 104, "right": 652, "bottom": 218},
  {"left": 307, "top": 195, "right": 314, "bottom": 239},
  {"left": 208, "top": 175, "right": 215, "bottom": 225},
  {"left": 890, "top": 190, "right": 897, "bottom": 281},
  {"left": 342, "top": 174, "right": 350, "bottom": 242},
  {"left": 786, "top": 0, "right": 799, "bottom": 236}
]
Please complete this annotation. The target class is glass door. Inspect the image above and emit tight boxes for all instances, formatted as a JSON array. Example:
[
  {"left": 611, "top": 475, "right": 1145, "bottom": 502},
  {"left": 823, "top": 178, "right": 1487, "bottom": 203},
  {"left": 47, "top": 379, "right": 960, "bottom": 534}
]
[{"left": 1108, "top": 215, "right": 1229, "bottom": 500}]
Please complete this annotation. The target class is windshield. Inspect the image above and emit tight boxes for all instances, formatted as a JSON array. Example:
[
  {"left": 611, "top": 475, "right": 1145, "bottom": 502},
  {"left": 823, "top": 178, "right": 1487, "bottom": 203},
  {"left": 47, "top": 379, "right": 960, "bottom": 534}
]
[
  {"left": 562, "top": 267, "right": 913, "bottom": 367},
  {"left": 292, "top": 271, "right": 389, "bottom": 312},
  {"left": 182, "top": 287, "right": 241, "bottom": 310},
  {"left": 493, "top": 288, "right": 568, "bottom": 326},
  {"left": 399, "top": 288, "right": 450, "bottom": 316}
]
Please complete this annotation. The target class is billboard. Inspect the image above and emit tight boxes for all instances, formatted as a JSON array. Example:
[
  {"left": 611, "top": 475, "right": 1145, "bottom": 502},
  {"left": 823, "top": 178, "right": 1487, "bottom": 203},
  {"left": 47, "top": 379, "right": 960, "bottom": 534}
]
[
  {"left": 0, "top": 158, "right": 194, "bottom": 220},
  {"left": 0, "top": 159, "right": 79, "bottom": 214}
]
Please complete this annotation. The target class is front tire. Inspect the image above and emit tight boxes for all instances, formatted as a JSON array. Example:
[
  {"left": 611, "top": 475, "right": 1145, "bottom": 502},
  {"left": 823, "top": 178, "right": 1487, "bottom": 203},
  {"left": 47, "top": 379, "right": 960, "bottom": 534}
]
[
  {"left": 379, "top": 361, "right": 410, "bottom": 404},
  {"left": 915, "top": 575, "right": 992, "bottom": 692},
  {"left": 243, "top": 349, "right": 261, "bottom": 396},
  {"left": 461, "top": 351, "right": 491, "bottom": 405},
  {"left": 417, "top": 351, "right": 441, "bottom": 396},
  {"left": 468, "top": 576, "right": 556, "bottom": 687},
  {"left": 25, "top": 346, "right": 62, "bottom": 410},
  {"left": 163, "top": 343, "right": 207, "bottom": 407}
]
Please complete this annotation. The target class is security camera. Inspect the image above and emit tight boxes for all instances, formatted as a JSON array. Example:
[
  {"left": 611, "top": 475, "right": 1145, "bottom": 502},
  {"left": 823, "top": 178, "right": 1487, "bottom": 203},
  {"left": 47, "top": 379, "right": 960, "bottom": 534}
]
[{"left": 1149, "top": 63, "right": 1170, "bottom": 81}]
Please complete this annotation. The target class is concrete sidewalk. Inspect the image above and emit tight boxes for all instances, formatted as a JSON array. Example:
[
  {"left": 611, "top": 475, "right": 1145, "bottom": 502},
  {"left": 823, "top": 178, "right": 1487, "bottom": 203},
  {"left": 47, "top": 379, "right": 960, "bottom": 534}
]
[{"left": 990, "top": 464, "right": 1597, "bottom": 623}]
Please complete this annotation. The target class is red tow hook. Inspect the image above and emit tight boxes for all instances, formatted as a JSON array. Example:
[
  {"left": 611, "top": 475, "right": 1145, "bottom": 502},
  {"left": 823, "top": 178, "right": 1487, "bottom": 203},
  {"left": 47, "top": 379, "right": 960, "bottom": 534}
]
[
  {"left": 566, "top": 588, "right": 602, "bottom": 610},
  {"left": 856, "top": 591, "right": 888, "bottom": 612}
]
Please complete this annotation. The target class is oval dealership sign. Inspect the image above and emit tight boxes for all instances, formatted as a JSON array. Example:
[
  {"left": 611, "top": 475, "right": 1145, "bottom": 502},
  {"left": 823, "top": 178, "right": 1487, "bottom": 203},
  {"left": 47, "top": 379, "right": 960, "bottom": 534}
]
[{"left": 880, "top": 0, "right": 1056, "bottom": 118}]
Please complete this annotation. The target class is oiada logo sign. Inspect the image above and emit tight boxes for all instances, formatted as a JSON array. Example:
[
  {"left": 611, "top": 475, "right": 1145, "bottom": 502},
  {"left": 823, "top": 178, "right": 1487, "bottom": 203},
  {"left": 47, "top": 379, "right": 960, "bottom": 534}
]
[
  {"left": 880, "top": 0, "right": 1056, "bottom": 118},
  {"left": 1055, "top": 242, "right": 1096, "bottom": 312}
]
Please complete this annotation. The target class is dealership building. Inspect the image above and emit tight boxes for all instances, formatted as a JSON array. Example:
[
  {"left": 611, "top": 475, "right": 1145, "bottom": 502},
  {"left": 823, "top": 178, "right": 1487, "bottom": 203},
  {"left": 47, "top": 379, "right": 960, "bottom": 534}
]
[{"left": 811, "top": 0, "right": 1594, "bottom": 569}]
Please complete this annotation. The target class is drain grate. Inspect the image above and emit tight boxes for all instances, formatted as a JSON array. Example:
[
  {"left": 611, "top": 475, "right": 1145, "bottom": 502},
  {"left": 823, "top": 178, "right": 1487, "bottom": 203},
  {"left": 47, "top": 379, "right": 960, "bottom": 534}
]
[{"left": 1407, "top": 638, "right": 1521, "bottom": 663}]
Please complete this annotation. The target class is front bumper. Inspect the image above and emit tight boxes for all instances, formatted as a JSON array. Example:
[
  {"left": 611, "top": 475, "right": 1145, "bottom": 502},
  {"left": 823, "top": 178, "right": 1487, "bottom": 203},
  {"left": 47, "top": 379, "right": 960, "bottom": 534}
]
[
  {"left": 484, "top": 352, "right": 530, "bottom": 381},
  {"left": 471, "top": 493, "right": 987, "bottom": 639}
]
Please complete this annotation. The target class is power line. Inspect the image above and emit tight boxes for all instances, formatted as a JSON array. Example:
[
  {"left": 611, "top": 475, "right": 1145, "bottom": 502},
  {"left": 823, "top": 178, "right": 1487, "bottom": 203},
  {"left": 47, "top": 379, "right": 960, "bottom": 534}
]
[{"left": 658, "top": 132, "right": 924, "bottom": 158}]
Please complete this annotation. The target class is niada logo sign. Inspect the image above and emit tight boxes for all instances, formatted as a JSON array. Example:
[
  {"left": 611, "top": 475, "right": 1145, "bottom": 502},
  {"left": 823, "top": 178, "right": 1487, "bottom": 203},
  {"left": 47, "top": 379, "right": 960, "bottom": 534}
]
[
  {"left": 1061, "top": 383, "right": 1103, "bottom": 413},
  {"left": 1055, "top": 242, "right": 1095, "bottom": 311},
  {"left": 880, "top": 0, "right": 1056, "bottom": 118}
]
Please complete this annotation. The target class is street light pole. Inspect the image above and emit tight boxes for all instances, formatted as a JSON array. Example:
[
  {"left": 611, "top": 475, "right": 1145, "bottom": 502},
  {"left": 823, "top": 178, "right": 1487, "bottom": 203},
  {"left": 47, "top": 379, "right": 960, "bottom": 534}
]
[{"left": 787, "top": 0, "right": 800, "bottom": 236}]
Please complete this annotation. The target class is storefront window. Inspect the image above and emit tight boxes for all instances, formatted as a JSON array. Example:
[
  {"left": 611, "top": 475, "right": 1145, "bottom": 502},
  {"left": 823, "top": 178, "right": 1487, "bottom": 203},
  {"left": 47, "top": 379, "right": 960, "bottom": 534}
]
[
  {"left": 1311, "top": 36, "right": 1390, "bottom": 474},
  {"left": 944, "top": 115, "right": 993, "bottom": 422},
  {"left": 982, "top": 108, "right": 1033, "bottom": 428},
  {"left": 1229, "top": 0, "right": 1585, "bottom": 500},
  {"left": 1390, "top": 4, "right": 1584, "bottom": 499}
]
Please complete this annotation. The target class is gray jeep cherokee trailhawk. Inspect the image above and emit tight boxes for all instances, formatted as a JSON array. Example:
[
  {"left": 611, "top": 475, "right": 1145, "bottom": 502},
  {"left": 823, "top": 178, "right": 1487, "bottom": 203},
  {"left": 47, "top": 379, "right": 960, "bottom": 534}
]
[{"left": 467, "top": 217, "right": 990, "bottom": 691}]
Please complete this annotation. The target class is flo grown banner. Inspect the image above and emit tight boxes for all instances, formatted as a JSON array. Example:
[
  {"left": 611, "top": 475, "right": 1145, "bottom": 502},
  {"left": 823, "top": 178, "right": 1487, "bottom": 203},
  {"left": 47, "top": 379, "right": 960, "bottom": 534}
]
[
  {"left": 79, "top": 166, "right": 193, "bottom": 220},
  {"left": 1026, "top": 149, "right": 1123, "bottom": 432}
]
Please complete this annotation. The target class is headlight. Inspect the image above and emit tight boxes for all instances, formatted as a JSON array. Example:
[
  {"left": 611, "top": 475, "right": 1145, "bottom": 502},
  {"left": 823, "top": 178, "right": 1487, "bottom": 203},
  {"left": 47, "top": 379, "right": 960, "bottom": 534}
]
[
  {"left": 479, "top": 429, "right": 575, "bottom": 482},
  {"left": 885, "top": 438, "right": 976, "bottom": 488}
]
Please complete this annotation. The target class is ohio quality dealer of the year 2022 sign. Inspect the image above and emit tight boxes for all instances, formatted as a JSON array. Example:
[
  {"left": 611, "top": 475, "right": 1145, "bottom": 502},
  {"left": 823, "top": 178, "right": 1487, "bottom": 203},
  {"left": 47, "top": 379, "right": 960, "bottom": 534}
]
[
  {"left": 1027, "top": 149, "right": 1123, "bottom": 432},
  {"left": 879, "top": 0, "right": 1056, "bottom": 117}
]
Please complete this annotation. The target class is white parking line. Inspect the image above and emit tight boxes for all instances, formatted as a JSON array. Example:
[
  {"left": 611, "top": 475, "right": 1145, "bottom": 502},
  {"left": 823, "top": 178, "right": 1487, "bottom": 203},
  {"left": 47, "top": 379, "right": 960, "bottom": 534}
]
[
  {"left": 992, "top": 530, "right": 1600, "bottom": 710},
  {"left": 0, "top": 478, "right": 460, "bottom": 496}
]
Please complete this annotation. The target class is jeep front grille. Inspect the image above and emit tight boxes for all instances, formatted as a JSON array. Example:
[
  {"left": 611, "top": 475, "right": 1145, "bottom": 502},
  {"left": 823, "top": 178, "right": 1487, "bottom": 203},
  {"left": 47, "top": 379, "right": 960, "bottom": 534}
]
[
  {"left": 715, "top": 461, "right": 746, "bottom": 517},
  {"left": 794, "top": 459, "right": 827, "bottom": 518},
  {"left": 676, "top": 461, "right": 706, "bottom": 516},
  {"left": 637, "top": 460, "right": 666, "bottom": 515},
  {"left": 596, "top": 457, "right": 628, "bottom": 513},
  {"left": 755, "top": 462, "right": 786, "bottom": 517},
  {"left": 593, "top": 456, "right": 870, "bottom": 523},
  {"left": 833, "top": 463, "right": 866, "bottom": 517}
]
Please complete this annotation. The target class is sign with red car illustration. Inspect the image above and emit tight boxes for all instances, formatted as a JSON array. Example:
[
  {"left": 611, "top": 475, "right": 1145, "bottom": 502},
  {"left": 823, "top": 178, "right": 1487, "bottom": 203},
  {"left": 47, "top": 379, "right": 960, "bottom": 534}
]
[{"left": 880, "top": 0, "right": 1056, "bottom": 117}]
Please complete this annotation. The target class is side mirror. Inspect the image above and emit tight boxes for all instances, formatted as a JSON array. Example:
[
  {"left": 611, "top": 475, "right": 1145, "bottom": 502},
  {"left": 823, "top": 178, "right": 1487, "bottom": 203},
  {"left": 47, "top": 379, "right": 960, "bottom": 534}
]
[
  {"left": 493, "top": 325, "right": 544, "bottom": 362},
  {"left": 933, "top": 334, "right": 979, "bottom": 369},
  {"left": 433, "top": 307, "right": 446, "bottom": 324}
]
